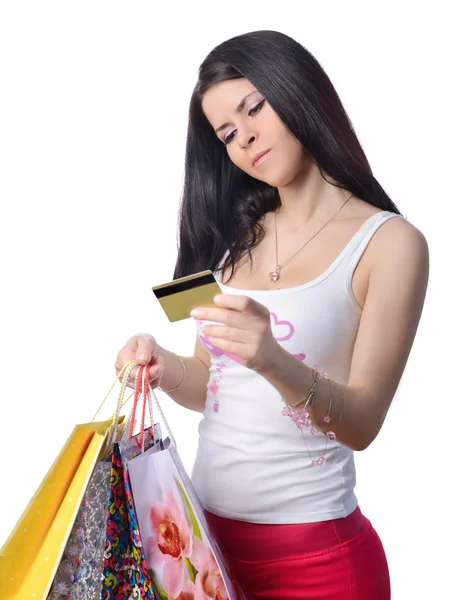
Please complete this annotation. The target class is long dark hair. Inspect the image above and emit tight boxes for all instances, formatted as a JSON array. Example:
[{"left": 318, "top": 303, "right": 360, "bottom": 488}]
[{"left": 174, "top": 30, "right": 402, "bottom": 281}]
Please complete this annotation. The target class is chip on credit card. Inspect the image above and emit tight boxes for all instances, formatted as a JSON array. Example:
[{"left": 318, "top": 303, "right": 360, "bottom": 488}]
[{"left": 152, "top": 270, "right": 223, "bottom": 323}]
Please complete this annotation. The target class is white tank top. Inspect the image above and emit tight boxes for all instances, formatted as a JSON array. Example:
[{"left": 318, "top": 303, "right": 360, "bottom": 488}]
[{"left": 191, "top": 210, "right": 403, "bottom": 524}]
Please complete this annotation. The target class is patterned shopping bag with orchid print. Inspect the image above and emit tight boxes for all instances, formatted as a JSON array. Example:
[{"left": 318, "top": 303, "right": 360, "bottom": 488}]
[{"left": 122, "top": 365, "right": 243, "bottom": 600}]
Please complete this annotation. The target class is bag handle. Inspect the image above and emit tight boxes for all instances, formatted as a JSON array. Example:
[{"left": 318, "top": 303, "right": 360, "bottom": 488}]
[
  {"left": 151, "top": 376, "right": 177, "bottom": 448},
  {"left": 121, "top": 365, "right": 154, "bottom": 446},
  {"left": 103, "top": 360, "right": 138, "bottom": 454},
  {"left": 91, "top": 359, "right": 137, "bottom": 422},
  {"left": 124, "top": 364, "right": 177, "bottom": 450}
]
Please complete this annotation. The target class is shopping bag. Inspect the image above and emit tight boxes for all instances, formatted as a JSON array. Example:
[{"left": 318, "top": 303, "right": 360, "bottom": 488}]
[
  {"left": 0, "top": 361, "right": 136, "bottom": 600},
  {"left": 47, "top": 459, "right": 112, "bottom": 599},
  {"left": 101, "top": 442, "right": 157, "bottom": 600},
  {"left": 47, "top": 422, "right": 161, "bottom": 600},
  {"left": 0, "top": 418, "right": 114, "bottom": 600},
  {"left": 123, "top": 365, "right": 242, "bottom": 600}
]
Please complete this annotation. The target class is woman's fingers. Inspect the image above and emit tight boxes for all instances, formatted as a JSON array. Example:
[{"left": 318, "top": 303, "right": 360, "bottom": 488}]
[{"left": 115, "top": 333, "right": 159, "bottom": 388}]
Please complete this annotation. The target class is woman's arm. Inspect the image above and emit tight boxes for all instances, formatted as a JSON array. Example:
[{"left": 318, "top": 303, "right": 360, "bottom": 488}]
[
  {"left": 155, "top": 336, "right": 211, "bottom": 413},
  {"left": 259, "top": 217, "right": 429, "bottom": 451}
]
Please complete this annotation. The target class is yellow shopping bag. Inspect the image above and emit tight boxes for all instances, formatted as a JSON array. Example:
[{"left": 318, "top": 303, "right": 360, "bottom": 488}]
[{"left": 0, "top": 361, "right": 136, "bottom": 600}]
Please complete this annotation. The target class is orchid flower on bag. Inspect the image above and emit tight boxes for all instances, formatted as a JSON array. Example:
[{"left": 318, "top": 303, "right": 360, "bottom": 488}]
[
  {"left": 148, "top": 489, "right": 194, "bottom": 598},
  {"left": 171, "top": 579, "right": 208, "bottom": 600},
  {"left": 146, "top": 485, "right": 231, "bottom": 599},
  {"left": 191, "top": 537, "right": 228, "bottom": 600}
]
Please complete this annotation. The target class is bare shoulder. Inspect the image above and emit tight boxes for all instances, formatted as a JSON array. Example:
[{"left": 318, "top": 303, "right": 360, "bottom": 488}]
[
  {"left": 367, "top": 213, "right": 429, "bottom": 271},
  {"left": 342, "top": 196, "right": 429, "bottom": 267},
  {"left": 363, "top": 214, "right": 430, "bottom": 316},
  {"left": 343, "top": 199, "right": 429, "bottom": 308}
]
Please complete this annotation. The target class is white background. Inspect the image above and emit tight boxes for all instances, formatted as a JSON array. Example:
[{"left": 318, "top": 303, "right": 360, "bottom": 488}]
[{"left": 0, "top": 2, "right": 449, "bottom": 597}]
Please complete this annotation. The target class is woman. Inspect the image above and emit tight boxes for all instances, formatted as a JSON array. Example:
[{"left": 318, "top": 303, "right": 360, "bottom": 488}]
[{"left": 116, "top": 30, "right": 429, "bottom": 599}]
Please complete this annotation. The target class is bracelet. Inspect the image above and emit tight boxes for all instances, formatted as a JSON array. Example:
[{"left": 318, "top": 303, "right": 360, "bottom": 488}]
[
  {"left": 285, "top": 366, "right": 324, "bottom": 410},
  {"left": 282, "top": 364, "right": 344, "bottom": 468},
  {"left": 157, "top": 355, "right": 186, "bottom": 394}
]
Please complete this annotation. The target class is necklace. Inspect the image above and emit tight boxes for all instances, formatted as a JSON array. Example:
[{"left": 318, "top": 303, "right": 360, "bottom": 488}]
[{"left": 269, "top": 192, "right": 353, "bottom": 283}]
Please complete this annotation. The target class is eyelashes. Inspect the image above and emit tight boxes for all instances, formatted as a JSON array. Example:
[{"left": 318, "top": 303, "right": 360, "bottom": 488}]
[{"left": 223, "top": 99, "right": 266, "bottom": 146}]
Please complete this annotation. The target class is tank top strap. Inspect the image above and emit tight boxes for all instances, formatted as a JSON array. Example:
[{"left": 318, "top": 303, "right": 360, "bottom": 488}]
[{"left": 341, "top": 210, "right": 404, "bottom": 309}]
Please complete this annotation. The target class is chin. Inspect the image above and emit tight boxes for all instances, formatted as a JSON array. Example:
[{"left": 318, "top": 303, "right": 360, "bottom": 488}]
[
  {"left": 258, "top": 169, "right": 299, "bottom": 189},
  {"left": 240, "top": 161, "right": 299, "bottom": 188}
]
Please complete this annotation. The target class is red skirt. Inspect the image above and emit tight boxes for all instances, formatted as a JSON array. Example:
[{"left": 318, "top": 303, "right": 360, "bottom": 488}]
[{"left": 205, "top": 506, "right": 390, "bottom": 600}]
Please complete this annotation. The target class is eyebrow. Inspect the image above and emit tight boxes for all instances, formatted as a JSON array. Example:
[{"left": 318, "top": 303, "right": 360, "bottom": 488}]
[{"left": 214, "top": 91, "right": 260, "bottom": 134}]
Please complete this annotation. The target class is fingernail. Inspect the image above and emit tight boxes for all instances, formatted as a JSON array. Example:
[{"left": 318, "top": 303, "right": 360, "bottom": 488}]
[
  {"left": 190, "top": 309, "right": 200, "bottom": 318},
  {"left": 156, "top": 367, "right": 164, "bottom": 378},
  {"left": 138, "top": 354, "right": 150, "bottom": 362}
]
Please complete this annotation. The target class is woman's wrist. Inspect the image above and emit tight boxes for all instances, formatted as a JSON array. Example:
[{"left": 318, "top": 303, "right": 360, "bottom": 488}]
[
  {"left": 154, "top": 344, "right": 185, "bottom": 393},
  {"left": 257, "top": 340, "right": 287, "bottom": 380},
  {"left": 158, "top": 355, "right": 186, "bottom": 393},
  {"left": 261, "top": 347, "right": 336, "bottom": 419}
]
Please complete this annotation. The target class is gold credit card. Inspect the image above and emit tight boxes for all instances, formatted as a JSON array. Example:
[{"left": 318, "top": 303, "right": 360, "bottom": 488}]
[{"left": 152, "top": 270, "right": 222, "bottom": 323}]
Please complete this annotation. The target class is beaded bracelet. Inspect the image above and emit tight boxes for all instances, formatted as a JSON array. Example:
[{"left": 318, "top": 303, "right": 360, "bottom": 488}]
[
  {"left": 157, "top": 355, "right": 187, "bottom": 394},
  {"left": 284, "top": 366, "right": 344, "bottom": 467}
]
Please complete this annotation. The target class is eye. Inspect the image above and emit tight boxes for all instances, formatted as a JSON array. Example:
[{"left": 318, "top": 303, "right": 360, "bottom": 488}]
[
  {"left": 223, "top": 99, "right": 266, "bottom": 146},
  {"left": 224, "top": 130, "right": 236, "bottom": 145},
  {"left": 248, "top": 99, "right": 265, "bottom": 117}
]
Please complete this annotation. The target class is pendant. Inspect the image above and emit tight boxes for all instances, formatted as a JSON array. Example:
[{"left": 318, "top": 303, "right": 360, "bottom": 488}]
[{"left": 269, "top": 267, "right": 280, "bottom": 283}]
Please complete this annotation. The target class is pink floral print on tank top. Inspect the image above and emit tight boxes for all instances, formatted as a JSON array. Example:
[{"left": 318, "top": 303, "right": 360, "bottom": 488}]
[{"left": 197, "top": 313, "right": 309, "bottom": 416}]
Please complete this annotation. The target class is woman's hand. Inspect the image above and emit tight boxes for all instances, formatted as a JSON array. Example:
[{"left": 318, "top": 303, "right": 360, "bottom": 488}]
[
  {"left": 115, "top": 333, "right": 164, "bottom": 388},
  {"left": 191, "top": 294, "right": 280, "bottom": 373}
]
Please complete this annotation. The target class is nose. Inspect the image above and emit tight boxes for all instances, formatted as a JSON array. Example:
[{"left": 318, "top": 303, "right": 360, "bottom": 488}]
[{"left": 238, "top": 130, "right": 257, "bottom": 150}]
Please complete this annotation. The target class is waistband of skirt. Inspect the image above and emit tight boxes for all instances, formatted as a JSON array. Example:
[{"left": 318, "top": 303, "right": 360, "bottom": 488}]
[{"left": 205, "top": 506, "right": 368, "bottom": 562}]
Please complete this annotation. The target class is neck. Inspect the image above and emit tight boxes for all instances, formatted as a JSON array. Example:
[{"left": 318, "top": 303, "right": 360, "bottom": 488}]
[{"left": 276, "top": 157, "right": 349, "bottom": 228}]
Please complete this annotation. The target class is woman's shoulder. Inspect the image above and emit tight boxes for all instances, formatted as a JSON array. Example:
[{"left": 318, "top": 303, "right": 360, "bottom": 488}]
[
  {"left": 361, "top": 207, "right": 429, "bottom": 285},
  {"left": 368, "top": 209, "right": 427, "bottom": 258},
  {"left": 346, "top": 196, "right": 427, "bottom": 249},
  {"left": 342, "top": 197, "right": 428, "bottom": 286}
]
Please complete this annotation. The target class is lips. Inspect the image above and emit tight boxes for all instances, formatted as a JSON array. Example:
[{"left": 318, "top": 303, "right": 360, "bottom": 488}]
[{"left": 252, "top": 149, "right": 271, "bottom": 167}]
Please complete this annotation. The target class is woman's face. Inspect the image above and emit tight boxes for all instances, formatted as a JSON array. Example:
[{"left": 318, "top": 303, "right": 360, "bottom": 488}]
[{"left": 202, "top": 78, "right": 306, "bottom": 188}]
